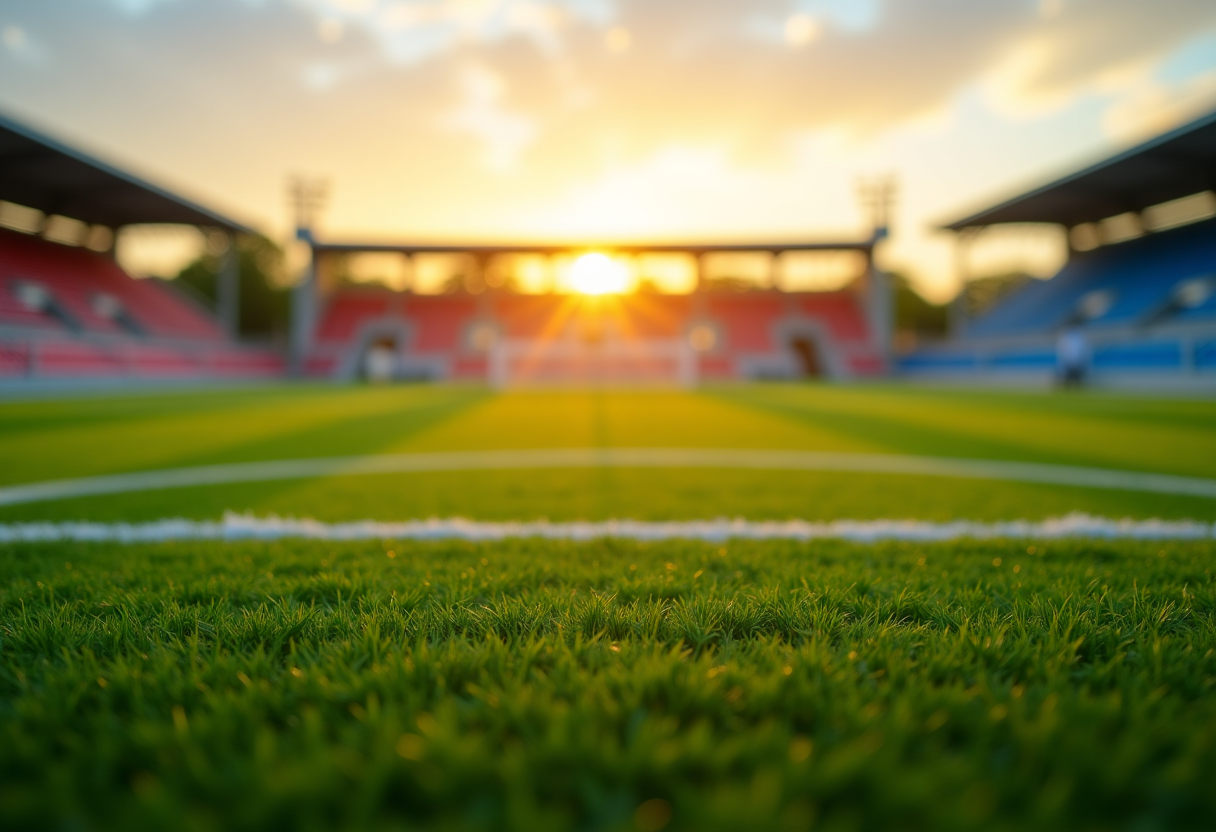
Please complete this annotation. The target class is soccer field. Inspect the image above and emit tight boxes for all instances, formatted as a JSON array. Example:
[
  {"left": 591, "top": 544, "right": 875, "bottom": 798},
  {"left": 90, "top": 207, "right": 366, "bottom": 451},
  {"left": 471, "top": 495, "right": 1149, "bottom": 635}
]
[
  {"left": 2, "top": 384, "right": 1215, "bottom": 831},
  {"left": 3, "top": 383, "right": 1215, "bottom": 523}
]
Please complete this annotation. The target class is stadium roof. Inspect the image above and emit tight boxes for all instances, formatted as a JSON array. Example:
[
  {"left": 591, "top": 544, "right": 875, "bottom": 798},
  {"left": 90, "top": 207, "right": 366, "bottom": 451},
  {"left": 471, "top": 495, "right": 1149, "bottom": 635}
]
[
  {"left": 313, "top": 239, "right": 876, "bottom": 256},
  {"left": 944, "top": 109, "right": 1216, "bottom": 231},
  {"left": 0, "top": 110, "right": 252, "bottom": 233}
]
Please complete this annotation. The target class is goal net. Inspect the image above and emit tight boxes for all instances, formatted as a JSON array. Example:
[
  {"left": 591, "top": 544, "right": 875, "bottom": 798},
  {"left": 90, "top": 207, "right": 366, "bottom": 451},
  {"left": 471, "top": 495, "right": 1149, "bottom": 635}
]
[{"left": 489, "top": 339, "right": 695, "bottom": 387}]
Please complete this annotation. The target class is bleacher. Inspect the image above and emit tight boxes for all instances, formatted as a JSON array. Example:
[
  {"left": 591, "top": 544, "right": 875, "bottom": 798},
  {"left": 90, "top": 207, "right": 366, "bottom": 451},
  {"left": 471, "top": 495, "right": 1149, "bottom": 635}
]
[
  {"left": 0, "top": 230, "right": 284, "bottom": 383},
  {"left": 315, "top": 290, "right": 398, "bottom": 345},
  {"left": 901, "top": 218, "right": 1216, "bottom": 381},
  {"left": 1, "top": 229, "right": 222, "bottom": 339},
  {"left": 0, "top": 111, "right": 288, "bottom": 387},
  {"left": 705, "top": 295, "right": 785, "bottom": 352},
  {"left": 964, "top": 219, "right": 1216, "bottom": 337},
  {"left": 405, "top": 296, "right": 482, "bottom": 353},
  {"left": 902, "top": 110, "right": 1216, "bottom": 388},
  {"left": 307, "top": 284, "right": 882, "bottom": 384}
]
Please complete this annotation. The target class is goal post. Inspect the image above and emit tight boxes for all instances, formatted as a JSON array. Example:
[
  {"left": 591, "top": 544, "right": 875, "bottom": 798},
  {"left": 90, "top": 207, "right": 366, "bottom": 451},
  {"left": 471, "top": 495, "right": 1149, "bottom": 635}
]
[{"left": 490, "top": 339, "right": 696, "bottom": 388}]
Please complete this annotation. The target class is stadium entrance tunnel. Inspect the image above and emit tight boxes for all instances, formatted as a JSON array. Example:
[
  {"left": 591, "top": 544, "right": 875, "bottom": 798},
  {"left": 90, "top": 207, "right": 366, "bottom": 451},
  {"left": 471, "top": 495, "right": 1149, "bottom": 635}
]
[
  {"left": 339, "top": 321, "right": 414, "bottom": 382},
  {"left": 790, "top": 336, "right": 824, "bottom": 378},
  {"left": 362, "top": 336, "right": 398, "bottom": 383}
]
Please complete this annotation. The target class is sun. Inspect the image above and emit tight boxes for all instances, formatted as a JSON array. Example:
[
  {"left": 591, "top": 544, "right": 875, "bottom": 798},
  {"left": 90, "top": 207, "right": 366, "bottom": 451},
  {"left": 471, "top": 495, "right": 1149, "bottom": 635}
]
[{"left": 570, "top": 253, "right": 629, "bottom": 295}]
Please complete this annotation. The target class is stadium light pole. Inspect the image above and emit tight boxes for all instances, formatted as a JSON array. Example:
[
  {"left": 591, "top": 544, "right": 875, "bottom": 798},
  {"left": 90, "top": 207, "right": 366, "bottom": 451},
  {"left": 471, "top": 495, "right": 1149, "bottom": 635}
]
[
  {"left": 857, "top": 175, "right": 898, "bottom": 370},
  {"left": 288, "top": 177, "right": 329, "bottom": 378}
]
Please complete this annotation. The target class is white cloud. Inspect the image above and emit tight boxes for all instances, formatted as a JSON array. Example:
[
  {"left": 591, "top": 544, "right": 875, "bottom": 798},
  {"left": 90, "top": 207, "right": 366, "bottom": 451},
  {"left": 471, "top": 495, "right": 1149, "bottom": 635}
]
[
  {"left": 290, "top": 0, "right": 606, "bottom": 63},
  {"left": 1, "top": 23, "right": 48, "bottom": 64},
  {"left": 443, "top": 64, "right": 538, "bottom": 170},
  {"left": 1103, "top": 68, "right": 1216, "bottom": 142},
  {"left": 107, "top": 0, "right": 181, "bottom": 14},
  {"left": 980, "top": 0, "right": 1216, "bottom": 120},
  {"left": 783, "top": 14, "right": 819, "bottom": 47},
  {"left": 3, "top": 0, "right": 1216, "bottom": 294}
]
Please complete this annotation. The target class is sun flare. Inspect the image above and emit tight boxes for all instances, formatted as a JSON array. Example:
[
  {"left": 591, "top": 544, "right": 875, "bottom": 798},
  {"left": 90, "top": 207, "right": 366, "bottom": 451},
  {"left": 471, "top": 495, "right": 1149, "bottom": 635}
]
[{"left": 570, "top": 253, "right": 629, "bottom": 295}]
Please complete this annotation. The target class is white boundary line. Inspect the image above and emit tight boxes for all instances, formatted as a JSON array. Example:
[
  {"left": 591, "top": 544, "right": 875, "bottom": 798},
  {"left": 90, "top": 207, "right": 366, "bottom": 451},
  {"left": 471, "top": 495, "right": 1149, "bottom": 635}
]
[
  {"left": 2, "top": 448, "right": 1216, "bottom": 508},
  {"left": 0, "top": 512, "right": 1211, "bottom": 542}
]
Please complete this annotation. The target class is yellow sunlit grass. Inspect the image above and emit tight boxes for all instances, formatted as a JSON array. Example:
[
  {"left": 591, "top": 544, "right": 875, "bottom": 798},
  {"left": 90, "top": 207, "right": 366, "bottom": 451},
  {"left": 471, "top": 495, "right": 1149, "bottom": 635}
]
[{"left": 570, "top": 253, "right": 630, "bottom": 295}]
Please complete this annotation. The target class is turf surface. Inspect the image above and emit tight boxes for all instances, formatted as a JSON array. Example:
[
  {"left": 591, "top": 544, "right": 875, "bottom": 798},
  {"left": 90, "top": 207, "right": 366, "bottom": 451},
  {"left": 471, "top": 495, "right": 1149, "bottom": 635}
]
[
  {"left": 2, "top": 384, "right": 1214, "bottom": 522},
  {"left": 3, "top": 536, "right": 1215, "bottom": 831},
  {"left": 2, "top": 383, "right": 1215, "bottom": 831}
]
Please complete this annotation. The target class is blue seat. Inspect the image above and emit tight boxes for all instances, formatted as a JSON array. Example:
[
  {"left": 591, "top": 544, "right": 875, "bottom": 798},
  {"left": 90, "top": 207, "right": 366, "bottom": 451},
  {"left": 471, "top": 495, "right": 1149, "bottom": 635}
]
[
  {"left": 965, "top": 218, "right": 1216, "bottom": 336},
  {"left": 1091, "top": 341, "right": 1182, "bottom": 369}
]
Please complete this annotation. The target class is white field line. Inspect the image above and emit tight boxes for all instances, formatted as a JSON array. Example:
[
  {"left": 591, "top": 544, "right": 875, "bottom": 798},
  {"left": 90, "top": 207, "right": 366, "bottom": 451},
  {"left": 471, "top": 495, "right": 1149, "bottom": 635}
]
[
  {"left": 0, "top": 512, "right": 1212, "bottom": 543},
  {"left": 2, "top": 448, "right": 1216, "bottom": 508}
]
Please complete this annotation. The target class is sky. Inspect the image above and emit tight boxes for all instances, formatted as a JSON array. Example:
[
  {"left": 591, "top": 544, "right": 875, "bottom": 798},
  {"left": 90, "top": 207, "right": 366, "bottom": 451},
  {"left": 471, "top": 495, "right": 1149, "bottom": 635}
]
[{"left": 2, "top": 0, "right": 1215, "bottom": 299}]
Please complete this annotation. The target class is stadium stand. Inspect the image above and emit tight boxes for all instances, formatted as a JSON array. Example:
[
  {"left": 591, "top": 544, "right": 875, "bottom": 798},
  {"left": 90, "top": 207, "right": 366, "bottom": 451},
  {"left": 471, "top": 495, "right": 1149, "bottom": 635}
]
[
  {"left": 0, "top": 112, "right": 283, "bottom": 386},
  {"left": 1, "top": 109, "right": 284, "bottom": 386},
  {"left": 1, "top": 229, "right": 222, "bottom": 340},
  {"left": 297, "top": 223, "right": 894, "bottom": 384},
  {"left": 0, "top": 107, "right": 890, "bottom": 388},
  {"left": 963, "top": 220, "right": 1215, "bottom": 337},
  {"left": 314, "top": 291, "right": 397, "bottom": 345},
  {"left": 0, "top": 230, "right": 285, "bottom": 384},
  {"left": 407, "top": 296, "right": 481, "bottom": 354},
  {"left": 706, "top": 294, "right": 785, "bottom": 352},
  {"left": 306, "top": 282, "right": 885, "bottom": 385},
  {"left": 904, "top": 109, "right": 1216, "bottom": 388}
]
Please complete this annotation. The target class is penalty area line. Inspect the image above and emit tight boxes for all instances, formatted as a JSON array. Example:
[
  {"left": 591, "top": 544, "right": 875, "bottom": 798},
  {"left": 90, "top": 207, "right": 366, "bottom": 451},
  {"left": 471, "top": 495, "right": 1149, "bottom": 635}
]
[
  {"left": 0, "top": 512, "right": 1213, "bottom": 543},
  {"left": 1, "top": 448, "right": 1215, "bottom": 507}
]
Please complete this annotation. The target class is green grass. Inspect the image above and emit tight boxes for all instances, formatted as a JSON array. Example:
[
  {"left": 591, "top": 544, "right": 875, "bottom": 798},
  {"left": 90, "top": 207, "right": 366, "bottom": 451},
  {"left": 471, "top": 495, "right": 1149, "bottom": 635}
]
[
  {"left": 2, "top": 384, "right": 1216, "bottom": 830},
  {"left": 2, "top": 384, "right": 1214, "bottom": 522},
  {"left": 3, "top": 536, "right": 1215, "bottom": 831}
]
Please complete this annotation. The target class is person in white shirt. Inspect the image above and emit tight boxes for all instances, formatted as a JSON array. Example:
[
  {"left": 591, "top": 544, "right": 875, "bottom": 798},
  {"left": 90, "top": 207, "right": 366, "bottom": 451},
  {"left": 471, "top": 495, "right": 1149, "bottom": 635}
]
[{"left": 1056, "top": 325, "right": 1088, "bottom": 388}]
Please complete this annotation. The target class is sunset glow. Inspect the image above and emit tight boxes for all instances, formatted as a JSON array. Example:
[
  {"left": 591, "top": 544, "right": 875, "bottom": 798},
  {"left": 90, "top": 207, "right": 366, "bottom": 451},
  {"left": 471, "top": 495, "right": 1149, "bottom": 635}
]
[{"left": 569, "top": 253, "right": 629, "bottom": 295}]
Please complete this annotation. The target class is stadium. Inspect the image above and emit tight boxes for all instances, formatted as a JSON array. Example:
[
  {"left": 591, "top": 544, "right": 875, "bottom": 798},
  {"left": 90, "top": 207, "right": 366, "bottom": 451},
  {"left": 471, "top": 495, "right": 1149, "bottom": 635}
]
[
  {"left": 2, "top": 6, "right": 1216, "bottom": 831},
  {"left": 4, "top": 111, "right": 1214, "bottom": 392},
  {"left": 904, "top": 110, "right": 1216, "bottom": 390}
]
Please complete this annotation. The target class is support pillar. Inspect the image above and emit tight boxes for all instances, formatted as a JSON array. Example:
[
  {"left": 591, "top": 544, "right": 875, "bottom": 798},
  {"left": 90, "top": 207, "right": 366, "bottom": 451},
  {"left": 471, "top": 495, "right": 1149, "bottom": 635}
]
[
  {"left": 769, "top": 251, "right": 782, "bottom": 291},
  {"left": 290, "top": 232, "right": 317, "bottom": 378},
  {"left": 217, "top": 231, "right": 240, "bottom": 339},
  {"left": 864, "top": 245, "right": 893, "bottom": 370}
]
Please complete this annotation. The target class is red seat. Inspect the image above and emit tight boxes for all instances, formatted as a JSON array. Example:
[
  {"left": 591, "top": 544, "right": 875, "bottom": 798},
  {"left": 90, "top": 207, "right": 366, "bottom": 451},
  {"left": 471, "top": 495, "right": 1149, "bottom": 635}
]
[
  {"left": 0, "top": 229, "right": 222, "bottom": 340},
  {"left": 123, "top": 344, "right": 200, "bottom": 376},
  {"left": 0, "top": 230, "right": 289, "bottom": 382},
  {"left": 34, "top": 341, "right": 124, "bottom": 376},
  {"left": 0, "top": 342, "right": 30, "bottom": 376},
  {"left": 798, "top": 293, "right": 871, "bottom": 343},
  {"left": 316, "top": 291, "right": 395, "bottom": 344},
  {"left": 405, "top": 296, "right": 479, "bottom": 353},
  {"left": 706, "top": 295, "right": 786, "bottom": 351},
  {"left": 210, "top": 350, "right": 287, "bottom": 376},
  {"left": 492, "top": 295, "right": 572, "bottom": 339},
  {"left": 609, "top": 295, "right": 691, "bottom": 339}
]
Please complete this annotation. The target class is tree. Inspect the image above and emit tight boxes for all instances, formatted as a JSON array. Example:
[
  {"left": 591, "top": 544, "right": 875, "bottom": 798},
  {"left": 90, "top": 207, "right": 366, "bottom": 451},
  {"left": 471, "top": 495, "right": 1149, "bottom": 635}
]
[
  {"left": 174, "top": 234, "right": 290, "bottom": 341},
  {"left": 889, "top": 272, "right": 948, "bottom": 337},
  {"left": 962, "top": 272, "right": 1033, "bottom": 318}
]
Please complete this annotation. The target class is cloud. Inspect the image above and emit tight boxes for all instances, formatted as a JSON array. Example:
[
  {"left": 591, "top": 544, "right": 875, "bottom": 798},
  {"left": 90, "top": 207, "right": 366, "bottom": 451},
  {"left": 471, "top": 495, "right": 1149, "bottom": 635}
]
[
  {"left": 981, "top": 0, "right": 1216, "bottom": 119},
  {"left": 288, "top": 0, "right": 609, "bottom": 62},
  {"left": 2, "top": 0, "right": 1215, "bottom": 292},
  {"left": 1, "top": 22, "right": 48, "bottom": 65},
  {"left": 13, "top": 1, "right": 1216, "bottom": 173},
  {"left": 1102, "top": 68, "right": 1216, "bottom": 142},
  {"left": 443, "top": 64, "right": 538, "bottom": 170}
]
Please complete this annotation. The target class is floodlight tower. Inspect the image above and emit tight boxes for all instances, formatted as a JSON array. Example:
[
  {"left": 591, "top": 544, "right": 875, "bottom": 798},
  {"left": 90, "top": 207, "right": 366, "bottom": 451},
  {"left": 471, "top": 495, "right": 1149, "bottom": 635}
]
[
  {"left": 288, "top": 176, "right": 329, "bottom": 377},
  {"left": 856, "top": 175, "right": 899, "bottom": 367}
]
